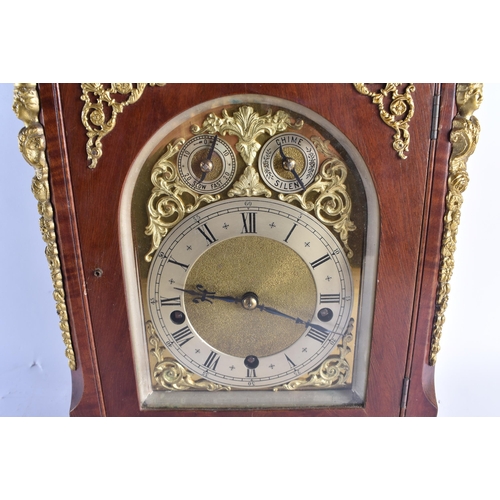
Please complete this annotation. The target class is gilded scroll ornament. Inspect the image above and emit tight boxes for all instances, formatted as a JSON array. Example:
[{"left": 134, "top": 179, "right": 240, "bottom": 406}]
[
  {"left": 192, "top": 106, "right": 303, "bottom": 197},
  {"left": 274, "top": 318, "right": 354, "bottom": 390},
  {"left": 429, "top": 84, "right": 483, "bottom": 365},
  {"left": 279, "top": 137, "right": 356, "bottom": 258},
  {"left": 147, "top": 321, "right": 230, "bottom": 391},
  {"left": 145, "top": 139, "right": 220, "bottom": 262},
  {"left": 81, "top": 83, "right": 164, "bottom": 169},
  {"left": 192, "top": 106, "right": 304, "bottom": 166},
  {"left": 227, "top": 165, "right": 271, "bottom": 198},
  {"left": 353, "top": 83, "right": 415, "bottom": 159},
  {"left": 13, "top": 83, "right": 76, "bottom": 370}
]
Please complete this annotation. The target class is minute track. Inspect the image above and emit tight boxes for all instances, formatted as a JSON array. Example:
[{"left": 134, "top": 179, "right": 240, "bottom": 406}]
[{"left": 147, "top": 197, "right": 353, "bottom": 389}]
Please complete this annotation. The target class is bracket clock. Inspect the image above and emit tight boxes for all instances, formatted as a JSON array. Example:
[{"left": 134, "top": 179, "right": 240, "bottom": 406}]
[{"left": 13, "top": 83, "right": 482, "bottom": 416}]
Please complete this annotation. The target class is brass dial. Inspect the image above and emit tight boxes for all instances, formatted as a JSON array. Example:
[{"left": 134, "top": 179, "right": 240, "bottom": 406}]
[
  {"left": 258, "top": 132, "right": 319, "bottom": 193},
  {"left": 177, "top": 134, "right": 237, "bottom": 194},
  {"left": 147, "top": 197, "right": 353, "bottom": 389}
]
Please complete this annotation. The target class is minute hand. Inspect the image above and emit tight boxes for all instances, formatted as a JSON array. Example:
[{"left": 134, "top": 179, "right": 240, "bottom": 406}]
[{"left": 256, "top": 304, "right": 331, "bottom": 335}]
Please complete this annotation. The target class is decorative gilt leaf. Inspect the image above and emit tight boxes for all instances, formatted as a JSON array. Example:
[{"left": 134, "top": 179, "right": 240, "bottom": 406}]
[
  {"left": 279, "top": 137, "right": 356, "bottom": 258},
  {"left": 146, "top": 321, "right": 230, "bottom": 391},
  {"left": 228, "top": 166, "right": 271, "bottom": 198},
  {"left": 274, "top": 318, "right": 354, "bottom": 390},
  {"left": 145, "top": 138, "right": 219, "bottom": 261}
]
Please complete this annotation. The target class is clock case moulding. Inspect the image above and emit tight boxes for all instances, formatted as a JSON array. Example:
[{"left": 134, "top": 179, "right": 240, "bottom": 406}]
[{"left": 14, "top": 83, "right": 480, "bottom": 417}]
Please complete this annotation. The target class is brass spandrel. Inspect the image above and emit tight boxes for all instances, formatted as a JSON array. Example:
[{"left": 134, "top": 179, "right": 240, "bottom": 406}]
[
  {"left": 81, "top": 83, "right": 165, "bottom": 169},
  {"left": 353, "top": 83, "right": 415, "bottom": 159}
]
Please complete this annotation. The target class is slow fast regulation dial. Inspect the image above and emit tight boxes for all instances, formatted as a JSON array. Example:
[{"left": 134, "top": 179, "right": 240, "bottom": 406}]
[
  {"left": 147, "top": 197, "right": 353, "bottom": 389},
  {"left": 177, "top": 134, "right": 237, "bottom": 194}
]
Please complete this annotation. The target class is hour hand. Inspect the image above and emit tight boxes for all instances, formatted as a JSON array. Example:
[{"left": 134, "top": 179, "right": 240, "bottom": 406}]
[{"left": 174, "top": 285, "right": 239, "bottom": 304}]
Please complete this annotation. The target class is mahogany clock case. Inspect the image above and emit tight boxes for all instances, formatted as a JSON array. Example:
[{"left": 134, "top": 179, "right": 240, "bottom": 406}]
[{"left": 35, "top": 83, "right": 455, "bottom": 416}]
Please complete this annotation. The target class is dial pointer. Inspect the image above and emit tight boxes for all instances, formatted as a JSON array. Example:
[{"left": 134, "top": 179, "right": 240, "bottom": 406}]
[
  {"left": 256, "top": 303, "right": 331, "bottom": 335},
  {"left": 279, "top": 143, "right": 306, "bottom": 190},
  {"left": 207, "top": 134, "right": 217, "bottom": 161},
  {"left": 174, "top": 285, "right": 239, "bottom": 304},
  {"left": 198, "top": 135, "right": 218, "bottom": 182},
  {"left": 290, "top": 167, "right": 306, "bottom": 191}
]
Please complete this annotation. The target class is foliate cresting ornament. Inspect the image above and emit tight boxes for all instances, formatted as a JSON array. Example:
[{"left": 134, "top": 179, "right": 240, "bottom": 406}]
[
  {"left": 13, "top": 83, "right": 76, "bottom": 370},
  {"left": 192, "top": 106, "right": 303, "bottom": 197},
  {"left": 147, "top": 321, "right": 230, "bottom": 391},
  {"left": 353, "top": 83, "right": 415, "bottom": 159},
  {"left": 81, "top": 83, "right": 165, "bottom": 169},
  {"left": 429, "top": 83, "right": 483, "bottom": 365},
  {"left": 145, "top": 106, "right": 309, "bottom": 259}
]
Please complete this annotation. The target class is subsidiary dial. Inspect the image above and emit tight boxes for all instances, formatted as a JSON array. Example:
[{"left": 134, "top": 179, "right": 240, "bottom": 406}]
[
  {"left": 258, "top": 133, "right": 319, "bottom": 193},
  {"left": 177, "top": 134, "right": 237, "bottom": 194}
]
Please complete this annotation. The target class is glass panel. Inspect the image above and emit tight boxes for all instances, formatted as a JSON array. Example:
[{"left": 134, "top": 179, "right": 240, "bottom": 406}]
[{"left": 120, "top": 94, "right": 379, "bottom": 409}]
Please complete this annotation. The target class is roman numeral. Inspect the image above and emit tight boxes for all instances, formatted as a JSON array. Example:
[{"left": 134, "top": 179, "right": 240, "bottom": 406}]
[
  {"left": 160, "top": 296, "right": 181, "bottom": 306},
  {"left": 241, "top": 212, "right": 257, "bottom": 233},
  {"left": 320, "top": 293, "right": 340, "bottom": 303},
  {"left": 171, "top": 326, "right": 194, "bottom": 347},
  {"left": 284, "top": 223, "right": 297, "bottom": 243},
  {"left": 197, "top": 224, "right": 218, "bottom": 245},
  {"left": 168, "top": 257, "right": 189, "bottom": 271},
  {"left": 310, "top": 254, "right": 331, "bottom": 269},
  {"left": 306, "top": 327, "right": 329, "bottom": 343},
  {"left": 203, "top": 351, "right": 220, "bottom": 370},
  {"left": 246, "top": 368, "right": 256, "bottom": 378}
]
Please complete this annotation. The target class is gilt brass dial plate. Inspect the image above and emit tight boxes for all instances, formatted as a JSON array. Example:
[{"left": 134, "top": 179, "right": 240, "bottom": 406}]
[{"left": 147, "top": 197, "right": 353, "bottom": 388}]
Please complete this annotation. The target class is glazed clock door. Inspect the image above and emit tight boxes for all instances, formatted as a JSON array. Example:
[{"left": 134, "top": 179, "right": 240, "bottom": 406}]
[
  {"left": 121, "top": 94, "right": 377, "bottom": 410},
  {"left": 33, "top": 83, "right": 455, "bottom": 416}
]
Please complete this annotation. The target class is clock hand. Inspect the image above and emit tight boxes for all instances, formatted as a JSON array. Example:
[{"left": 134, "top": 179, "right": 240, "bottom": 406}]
[
  {"left": 289, "top": 166, "right": 306, "bottom": 191},
  {"left": 206, "top": 134, "right": 217, "bottom": 161},
  {"left": 174, "top": 285, "right": 239, "bottom": 304},
  {"left": 198, "top": 135, "right": 218, "bottom": 184},
  {"left": 255, "top": 303, "right": 332, "bottom": 335},
  {"left": 278, "top": 143, "right": 306, "bottom": 191},
  {"left": 175, "top": 285, "right": 331, "bottom": 335}
]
